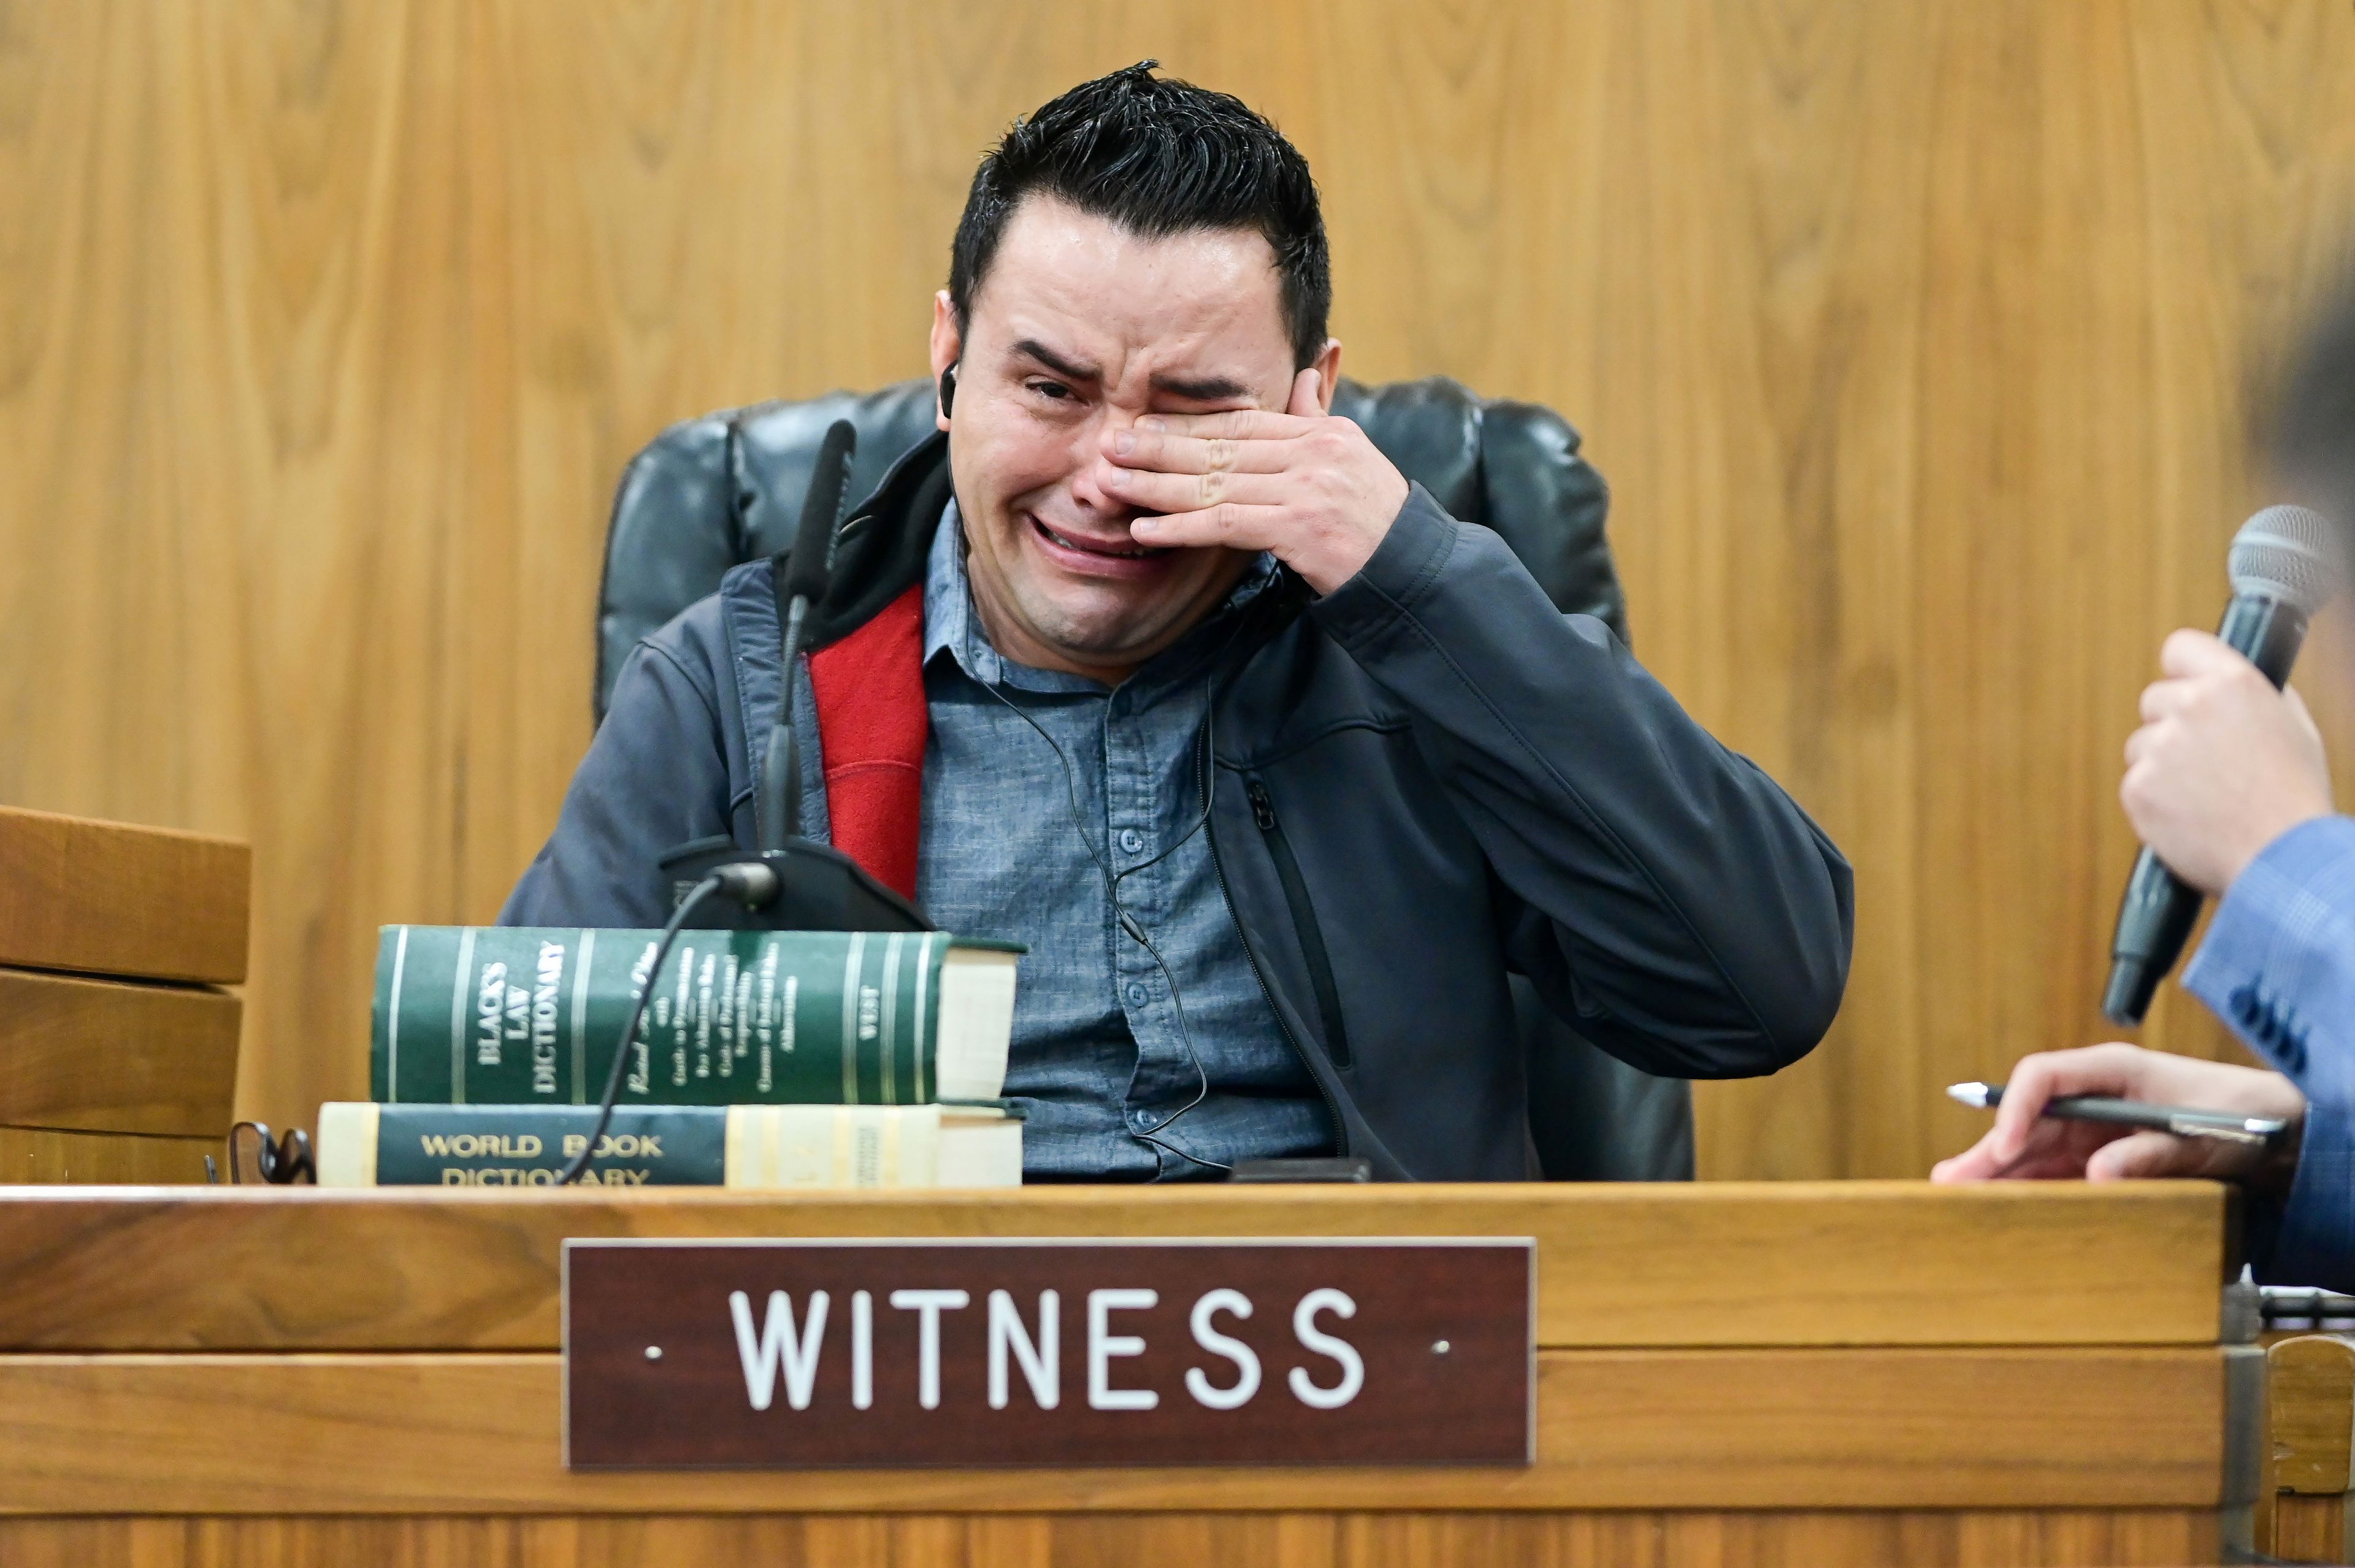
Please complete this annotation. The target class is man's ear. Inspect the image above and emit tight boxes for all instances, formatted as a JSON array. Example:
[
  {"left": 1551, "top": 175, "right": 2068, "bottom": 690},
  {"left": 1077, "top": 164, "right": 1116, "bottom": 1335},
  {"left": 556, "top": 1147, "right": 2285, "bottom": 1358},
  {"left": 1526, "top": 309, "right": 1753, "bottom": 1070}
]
[
  {"left": 929, "top": 291, "right": 963, "bottom": 431},
  {"left": 1310, "top": 338, "right": 1342, "bottom": 413}
]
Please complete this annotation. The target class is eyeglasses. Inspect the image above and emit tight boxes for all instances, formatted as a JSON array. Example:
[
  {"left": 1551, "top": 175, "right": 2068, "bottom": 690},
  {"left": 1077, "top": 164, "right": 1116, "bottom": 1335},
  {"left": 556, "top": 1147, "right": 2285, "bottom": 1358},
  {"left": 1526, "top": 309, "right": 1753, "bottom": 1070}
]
[{"left": 226, "top": 1122, "right": 316, "bottom": 1185}]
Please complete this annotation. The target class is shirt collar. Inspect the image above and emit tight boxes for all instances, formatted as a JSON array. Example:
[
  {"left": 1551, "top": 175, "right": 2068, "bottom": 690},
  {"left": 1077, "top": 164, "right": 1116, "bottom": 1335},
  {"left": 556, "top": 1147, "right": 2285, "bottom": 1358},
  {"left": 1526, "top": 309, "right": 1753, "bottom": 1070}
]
[
  {"left": 923, "top": 500, "right": 1277, "bottom": 695},
  {"left": 921, "top": 498, "right": 981, "bottom": 672}
]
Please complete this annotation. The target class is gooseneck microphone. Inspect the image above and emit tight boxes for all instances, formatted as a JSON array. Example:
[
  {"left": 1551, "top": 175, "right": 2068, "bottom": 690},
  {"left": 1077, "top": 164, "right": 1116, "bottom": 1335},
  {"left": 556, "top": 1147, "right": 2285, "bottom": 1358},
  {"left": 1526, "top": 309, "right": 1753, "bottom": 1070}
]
[
  {"left": 761, "top": 419, "right": 857, "bottom": 850},
  {"left": 576, "top": 421, "right": 918, "bottom": 1180},
  {"left": 2102, "top": 503, "right": 2339, "bottom": 1025},
  {"left": 654, "top": 411, "right": 925, "bottom": 937}
]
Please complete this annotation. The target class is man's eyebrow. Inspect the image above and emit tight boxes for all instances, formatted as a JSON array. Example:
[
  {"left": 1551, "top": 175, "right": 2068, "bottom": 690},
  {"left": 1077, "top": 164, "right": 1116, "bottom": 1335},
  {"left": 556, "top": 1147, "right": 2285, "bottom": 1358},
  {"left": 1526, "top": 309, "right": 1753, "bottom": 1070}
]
[
  {"left": 1149, "top": 370, "right": 1254, "bottom": 402},
  {"left": 1010, "top": 338, "right": 1100, "bottom": 384}
]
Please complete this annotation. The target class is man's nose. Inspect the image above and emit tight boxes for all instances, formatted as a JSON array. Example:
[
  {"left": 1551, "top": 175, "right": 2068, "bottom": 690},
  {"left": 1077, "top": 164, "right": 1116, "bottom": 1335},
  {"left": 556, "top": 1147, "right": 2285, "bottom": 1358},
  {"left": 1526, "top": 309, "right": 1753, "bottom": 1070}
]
[{"left": 1067, "top": 411, "right": 1138, "bottom": 516}]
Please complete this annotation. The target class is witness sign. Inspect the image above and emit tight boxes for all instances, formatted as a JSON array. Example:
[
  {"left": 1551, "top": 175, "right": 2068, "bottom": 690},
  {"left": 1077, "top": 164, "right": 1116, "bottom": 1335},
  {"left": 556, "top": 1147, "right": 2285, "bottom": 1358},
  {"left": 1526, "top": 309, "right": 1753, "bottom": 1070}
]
[{"left": 563, "top": 1237, "right": 1532, "bottom": 1467}]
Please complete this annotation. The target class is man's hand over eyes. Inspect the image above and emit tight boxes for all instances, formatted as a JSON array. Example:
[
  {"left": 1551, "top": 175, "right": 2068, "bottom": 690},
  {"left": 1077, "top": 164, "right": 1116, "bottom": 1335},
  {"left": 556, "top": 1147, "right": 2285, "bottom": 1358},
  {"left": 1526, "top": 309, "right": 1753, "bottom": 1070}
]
[{"left": 1093, "top": 369, "right": 1412, "bottom": 595}]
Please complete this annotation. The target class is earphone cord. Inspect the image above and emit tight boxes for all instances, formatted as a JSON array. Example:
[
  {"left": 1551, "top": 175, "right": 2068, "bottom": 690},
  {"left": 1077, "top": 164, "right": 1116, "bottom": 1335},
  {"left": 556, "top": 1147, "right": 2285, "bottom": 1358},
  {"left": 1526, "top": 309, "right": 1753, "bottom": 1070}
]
[
  {"left": 978, "top": 676, "right": 1227, "bottom": 1176},
  {"left": 970, "top": 605, "right": 1262, "bottom": 1177}
]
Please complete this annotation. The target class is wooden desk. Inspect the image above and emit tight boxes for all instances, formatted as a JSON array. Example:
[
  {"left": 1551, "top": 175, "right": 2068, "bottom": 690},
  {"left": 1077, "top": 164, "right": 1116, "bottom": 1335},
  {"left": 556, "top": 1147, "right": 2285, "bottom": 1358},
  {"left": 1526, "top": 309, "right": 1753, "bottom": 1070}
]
[
  {"left": 0, "top": 807, "right": 250, "bottom": 1187},
  {"left": 0, "top": 1180, "right": 2246, "bottom": 1567}
]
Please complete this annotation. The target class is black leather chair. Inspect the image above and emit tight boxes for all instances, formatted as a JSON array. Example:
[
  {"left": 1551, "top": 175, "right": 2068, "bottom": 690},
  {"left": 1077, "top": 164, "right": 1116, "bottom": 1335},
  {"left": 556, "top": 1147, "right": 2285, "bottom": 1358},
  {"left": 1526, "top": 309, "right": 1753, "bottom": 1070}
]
[{"left": 594, "top": 377, "right": 1694, "bottom": 1181}]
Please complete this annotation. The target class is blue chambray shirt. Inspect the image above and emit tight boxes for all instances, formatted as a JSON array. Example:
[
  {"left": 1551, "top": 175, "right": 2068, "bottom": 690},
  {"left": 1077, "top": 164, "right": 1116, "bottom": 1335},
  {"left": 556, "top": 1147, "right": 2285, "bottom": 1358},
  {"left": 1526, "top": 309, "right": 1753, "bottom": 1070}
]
[{"left": 914, "top": 505, "right": 1335, "bottom": 1180}]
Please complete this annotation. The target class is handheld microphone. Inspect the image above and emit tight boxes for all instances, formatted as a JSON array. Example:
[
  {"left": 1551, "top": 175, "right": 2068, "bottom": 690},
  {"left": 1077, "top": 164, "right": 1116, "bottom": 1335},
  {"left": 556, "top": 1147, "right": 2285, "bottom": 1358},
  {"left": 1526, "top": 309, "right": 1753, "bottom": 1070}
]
[
  {"left": 760, "top": 419, "right": 857, "bottom": 851},
  {"left": 2101, "top": 503, "right": 2339, "bottom": 1024}
]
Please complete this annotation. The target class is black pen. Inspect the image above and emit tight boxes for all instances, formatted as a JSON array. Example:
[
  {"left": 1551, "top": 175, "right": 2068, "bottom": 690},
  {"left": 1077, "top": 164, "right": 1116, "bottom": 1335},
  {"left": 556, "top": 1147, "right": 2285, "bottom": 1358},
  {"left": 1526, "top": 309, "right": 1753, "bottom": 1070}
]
[{"left": 1947, "top": 1081, "right": 2291, "bottom": 1147}]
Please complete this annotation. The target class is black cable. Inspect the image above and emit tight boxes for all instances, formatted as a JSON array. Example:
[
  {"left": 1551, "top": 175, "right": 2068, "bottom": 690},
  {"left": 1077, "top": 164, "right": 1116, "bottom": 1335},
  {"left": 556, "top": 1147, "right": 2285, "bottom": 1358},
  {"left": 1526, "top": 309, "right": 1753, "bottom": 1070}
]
[{"left": 557, "top": 872, "right": 730, "bottom": 1185}]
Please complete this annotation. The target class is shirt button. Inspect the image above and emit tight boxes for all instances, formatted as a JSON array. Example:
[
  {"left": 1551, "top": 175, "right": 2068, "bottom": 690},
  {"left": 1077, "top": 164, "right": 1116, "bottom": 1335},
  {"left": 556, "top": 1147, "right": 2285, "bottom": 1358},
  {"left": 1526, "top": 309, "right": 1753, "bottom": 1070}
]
[
  {"left": 1133, "top": 1109, "right": 1159, "bottom": 1129},
  {"left": 1119, "top": 828, "right": 1144, "bottom": 854},
  {"left": 1125, "top": 981, "right": 1149, "bottom": 1006}
]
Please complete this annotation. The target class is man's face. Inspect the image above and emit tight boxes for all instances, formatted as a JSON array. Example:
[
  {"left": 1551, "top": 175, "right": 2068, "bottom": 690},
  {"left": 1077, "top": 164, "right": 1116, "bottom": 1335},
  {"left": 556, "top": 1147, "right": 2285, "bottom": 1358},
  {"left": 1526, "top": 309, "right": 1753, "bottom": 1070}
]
[{"left": 930, "top": 195, "right": 1334, "bottom": 682}]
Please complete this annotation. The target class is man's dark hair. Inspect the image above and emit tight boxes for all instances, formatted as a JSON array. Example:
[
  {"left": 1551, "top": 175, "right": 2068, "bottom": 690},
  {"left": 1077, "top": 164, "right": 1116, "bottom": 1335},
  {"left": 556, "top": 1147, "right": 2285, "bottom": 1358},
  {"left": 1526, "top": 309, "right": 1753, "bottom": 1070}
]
[
  {"left": 2273, "top": 270, "right": 2355, "bottom": 521},
  {"left": 949, "top": 62, "right": 1331, "bottom": 370}
]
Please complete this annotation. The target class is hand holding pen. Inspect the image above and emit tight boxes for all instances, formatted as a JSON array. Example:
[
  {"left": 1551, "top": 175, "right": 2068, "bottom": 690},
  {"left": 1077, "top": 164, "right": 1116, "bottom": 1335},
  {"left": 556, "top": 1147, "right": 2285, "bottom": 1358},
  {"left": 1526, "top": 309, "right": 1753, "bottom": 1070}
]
[
  {"left": 1931, "top": 1042, "right": 2306, "bottom": 1186},
  {"left": 1946, "top": 1080, "right": 2289, "bottom": 1146}
]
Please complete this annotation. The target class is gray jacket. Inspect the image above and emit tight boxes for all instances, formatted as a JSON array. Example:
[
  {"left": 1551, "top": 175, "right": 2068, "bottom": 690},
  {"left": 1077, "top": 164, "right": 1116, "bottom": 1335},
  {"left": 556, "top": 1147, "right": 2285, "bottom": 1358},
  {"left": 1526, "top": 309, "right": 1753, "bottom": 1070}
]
[{"left": 504, "top": 433, "right": 1855, "bottom": 1179}]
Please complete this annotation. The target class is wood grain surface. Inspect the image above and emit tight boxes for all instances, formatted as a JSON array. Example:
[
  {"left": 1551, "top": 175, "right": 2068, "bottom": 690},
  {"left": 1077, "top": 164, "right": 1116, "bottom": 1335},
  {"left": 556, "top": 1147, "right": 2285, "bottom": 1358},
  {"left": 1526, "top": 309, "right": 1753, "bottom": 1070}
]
[
  {"left": 0, "top": 1346, "right": 2221, "bottom": 1513},
  {"left": 2272, "top": 1334, "right": 2355, "bottom": 1496},
  {"left": 2272, "top": 1493, "right": 2348, "bottom": 1565},
  {"left": 0, "top": 1508, "right": 2222, "bottom": 1568},
  {"left": 0, "top": 1130, "right": 215, "bottom": 1187},
  {"left": 0, "top": 1182, "right": 2224, "bottom": 1352},
  {"left": 7, "top": 4, "right": 2354, "bottom": 1174},
  {"left": 0, "top": 809, "right": 248, "bottom": 985},
  {"left": 2265, "top": 1333, "right": 2355, "bottom": 1562},
  {"left": 0, "top": 968, "right": 239, "bottom": 1137}
]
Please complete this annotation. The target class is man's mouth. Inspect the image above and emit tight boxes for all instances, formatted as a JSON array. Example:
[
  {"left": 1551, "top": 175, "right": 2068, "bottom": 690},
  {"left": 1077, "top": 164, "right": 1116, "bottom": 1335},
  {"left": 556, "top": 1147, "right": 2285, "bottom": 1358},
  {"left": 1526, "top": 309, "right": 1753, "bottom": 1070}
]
[{"left": 1032, "top": 515, "right": 1172, "bottom": 560}]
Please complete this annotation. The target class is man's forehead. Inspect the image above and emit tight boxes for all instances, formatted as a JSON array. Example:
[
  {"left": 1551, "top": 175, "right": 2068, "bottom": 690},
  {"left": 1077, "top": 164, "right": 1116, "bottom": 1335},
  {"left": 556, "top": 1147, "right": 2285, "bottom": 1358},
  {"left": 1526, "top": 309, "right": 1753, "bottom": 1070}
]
[{"left": 971, "top": 196, "right": 1290, "bottom": 394}]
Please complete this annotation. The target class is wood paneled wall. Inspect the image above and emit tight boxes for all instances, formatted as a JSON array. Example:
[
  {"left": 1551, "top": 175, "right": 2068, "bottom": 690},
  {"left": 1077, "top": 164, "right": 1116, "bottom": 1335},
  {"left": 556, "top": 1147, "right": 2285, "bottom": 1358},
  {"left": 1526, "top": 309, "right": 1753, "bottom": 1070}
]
[{"left": 6, "top": 1, "right": 2355, "bottom": 1179}]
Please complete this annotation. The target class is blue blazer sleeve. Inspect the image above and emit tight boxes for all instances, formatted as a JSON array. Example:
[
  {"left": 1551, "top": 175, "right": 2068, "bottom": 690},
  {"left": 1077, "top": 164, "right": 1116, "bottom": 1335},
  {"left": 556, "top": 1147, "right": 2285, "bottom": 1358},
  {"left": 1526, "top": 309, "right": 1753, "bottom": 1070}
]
[{"left": 2184, "top": 815, "right": 2355, "bottom": 1290}]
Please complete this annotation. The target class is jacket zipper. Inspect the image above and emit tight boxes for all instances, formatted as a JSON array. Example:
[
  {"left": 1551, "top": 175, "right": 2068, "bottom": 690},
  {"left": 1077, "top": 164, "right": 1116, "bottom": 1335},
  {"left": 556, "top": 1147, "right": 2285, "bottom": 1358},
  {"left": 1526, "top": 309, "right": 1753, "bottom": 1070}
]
[
  {"left": 1203, "top": 748, "right": 1349, "bottom": 1153},
  {"left": 1244, "top": 777, "right": 1355, "bottom": 1071}
]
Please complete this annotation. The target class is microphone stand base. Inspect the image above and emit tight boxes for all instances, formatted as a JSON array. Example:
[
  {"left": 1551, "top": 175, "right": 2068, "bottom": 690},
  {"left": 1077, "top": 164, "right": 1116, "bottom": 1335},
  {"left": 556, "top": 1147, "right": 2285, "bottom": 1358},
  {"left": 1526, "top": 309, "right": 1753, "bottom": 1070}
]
[{"left": 656, "top": 837, "right": 932, "bottom": 933}]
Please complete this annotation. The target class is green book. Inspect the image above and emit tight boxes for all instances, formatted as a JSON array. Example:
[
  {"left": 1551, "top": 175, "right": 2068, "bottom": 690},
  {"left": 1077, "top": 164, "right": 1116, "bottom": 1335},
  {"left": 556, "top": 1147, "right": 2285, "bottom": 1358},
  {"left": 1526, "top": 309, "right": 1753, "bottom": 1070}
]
[
  {"left": 370, "top": 926, "right": 1018, "bottom": 1107},
  {"left": 315, "top": 1101, "right": 1023, "bottom": 1188}
]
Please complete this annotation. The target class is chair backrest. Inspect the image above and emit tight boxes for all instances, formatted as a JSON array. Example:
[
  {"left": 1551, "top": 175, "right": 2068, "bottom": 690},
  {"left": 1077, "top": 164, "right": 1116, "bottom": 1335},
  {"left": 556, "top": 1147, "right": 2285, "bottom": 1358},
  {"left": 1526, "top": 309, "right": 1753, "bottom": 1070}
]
[{"left": 594, "top": 376, "right": 1692, "bottom": 1182}]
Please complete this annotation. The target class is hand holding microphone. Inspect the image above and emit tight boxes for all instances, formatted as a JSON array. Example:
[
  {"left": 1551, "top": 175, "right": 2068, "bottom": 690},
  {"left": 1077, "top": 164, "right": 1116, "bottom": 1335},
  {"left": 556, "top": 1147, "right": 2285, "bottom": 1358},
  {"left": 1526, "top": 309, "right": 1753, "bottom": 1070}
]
[
  {"left": 2120, "top": 629, "right": 2332, "bottom": 895},
  {"left": 2102, "top": 503, "right": 2341, "bottom": 1023}
]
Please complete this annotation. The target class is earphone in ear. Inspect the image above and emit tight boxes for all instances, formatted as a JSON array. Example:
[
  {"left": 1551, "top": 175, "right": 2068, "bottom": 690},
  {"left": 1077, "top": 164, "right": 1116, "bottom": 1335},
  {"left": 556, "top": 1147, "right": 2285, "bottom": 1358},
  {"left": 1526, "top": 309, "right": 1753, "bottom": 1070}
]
[{"left": 938, "top": 362, "right": 958, "bottom": 419}]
